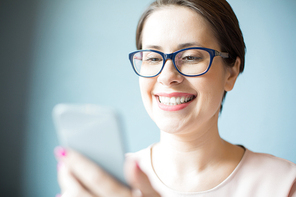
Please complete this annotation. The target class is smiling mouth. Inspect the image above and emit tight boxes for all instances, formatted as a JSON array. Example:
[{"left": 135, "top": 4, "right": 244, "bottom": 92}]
[{"left": 157, "top": 95, "right": 195, "bottom": 105}]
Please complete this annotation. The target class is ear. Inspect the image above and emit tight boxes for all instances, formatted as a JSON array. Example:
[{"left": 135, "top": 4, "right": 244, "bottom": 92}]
[{"left": 224, "top": 57, "right": 241, "bottom": 92}]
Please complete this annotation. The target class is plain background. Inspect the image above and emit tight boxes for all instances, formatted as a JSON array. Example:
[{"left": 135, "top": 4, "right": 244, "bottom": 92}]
[{"left": 0, "top": 0, "right": 295, "bottom": 196}]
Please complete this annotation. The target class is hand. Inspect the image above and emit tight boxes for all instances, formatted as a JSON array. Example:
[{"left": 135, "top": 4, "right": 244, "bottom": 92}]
[{"left": 54, "top": 147, "right": 161, "bottom": 197}]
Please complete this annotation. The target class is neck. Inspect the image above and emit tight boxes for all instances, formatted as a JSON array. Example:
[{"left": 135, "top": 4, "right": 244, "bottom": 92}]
[
  {"left": 152, "top": 111, "right": 229, "bottom": 173},
  {"left": 150, "top": 113, "right": 245, "bottom": 192}
]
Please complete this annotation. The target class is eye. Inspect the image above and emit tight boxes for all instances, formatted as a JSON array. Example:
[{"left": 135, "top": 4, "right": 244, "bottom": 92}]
[
  {"left": 143, "top": 52, "right": 163, "bottom": 64},
  {"left": 176, "top": 50, "right": 205, "bottom": 64},
  {"left": 145, "top": 57, "right": 162, "bottom": 62},
  {"left": 182, "top": 55, "right": 202, "bottom": 61}
]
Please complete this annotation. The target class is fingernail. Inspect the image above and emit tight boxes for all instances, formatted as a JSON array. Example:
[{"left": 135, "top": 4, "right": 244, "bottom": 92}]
[
  {"left": 55, "top": 194, "right": 61, "bottom": 197},
  {"left": 54, "top": 146, "right": 67, "bottom": 158},
  {"left": 57, "top": 161, "right": 65, "bottom": 171}
]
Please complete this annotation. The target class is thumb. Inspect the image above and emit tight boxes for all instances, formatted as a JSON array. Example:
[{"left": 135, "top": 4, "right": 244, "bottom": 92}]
[{"left": 125, "top": 159, "right": 161, "bottom": 197}]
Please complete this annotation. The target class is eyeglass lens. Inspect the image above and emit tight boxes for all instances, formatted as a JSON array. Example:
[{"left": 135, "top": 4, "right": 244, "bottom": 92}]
[{"left": 132, "top": 49, "right": 211, "bottom": 77}]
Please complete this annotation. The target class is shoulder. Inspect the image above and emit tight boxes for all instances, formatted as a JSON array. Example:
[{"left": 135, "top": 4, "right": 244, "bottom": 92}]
[
  {"left": 125, "top": 145, "right": 153, "bottom": 174},
  {"left": 235, "top": 148, "right": 296, "bottom": 196},
  {"left": 125, "top": 145, "right": 151, "bottom": 161},
  {"left": 243, "top": 148, "right": 296, "bottom": 175}
]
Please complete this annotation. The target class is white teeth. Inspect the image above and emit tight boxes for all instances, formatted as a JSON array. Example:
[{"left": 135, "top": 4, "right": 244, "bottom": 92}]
[
  {"left": 180, "top": 97, "right": 185, "bottom": 103},
  {"left": 170, "top": 97, "right": 176, "bottom": 105},
  {"left": 164, "top": 97, "right": 170, "bottom": 104},
  {"left": 158, "top": 96, "right": 194, "bottom": 105},
  {"left": 176, "top": 97, "right": 180, "bottom": 104}
]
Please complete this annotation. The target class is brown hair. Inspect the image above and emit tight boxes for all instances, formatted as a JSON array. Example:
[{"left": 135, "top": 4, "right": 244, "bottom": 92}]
[{"left": 135, "top": 0, "right": 246, "bottom": 111}]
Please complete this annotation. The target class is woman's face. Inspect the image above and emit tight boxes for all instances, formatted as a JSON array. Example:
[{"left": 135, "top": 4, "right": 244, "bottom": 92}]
[{"left": 140, "top": 6, "right": 238, "bottom": 135}]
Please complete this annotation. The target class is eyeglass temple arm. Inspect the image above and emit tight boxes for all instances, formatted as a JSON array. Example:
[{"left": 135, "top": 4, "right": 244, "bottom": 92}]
[{"left": 215, "top": 51, "right": 229, "bottom": 58}]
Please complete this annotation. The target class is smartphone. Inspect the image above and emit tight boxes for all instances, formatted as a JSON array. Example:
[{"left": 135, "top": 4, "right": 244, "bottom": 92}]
[{"left": 52, "top": 103, "right": 128, "bottom": 185}]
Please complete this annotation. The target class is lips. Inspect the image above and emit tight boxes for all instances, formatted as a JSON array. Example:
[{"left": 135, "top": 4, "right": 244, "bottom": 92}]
[{"left": 155, "top": 92, "right": 196, "bottom": 111}]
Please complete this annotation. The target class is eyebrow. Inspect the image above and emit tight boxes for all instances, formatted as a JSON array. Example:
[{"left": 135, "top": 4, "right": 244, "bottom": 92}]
[
  {"left": 144, "top": 42, "right": 203, "bottom": 51},
  {"left": 145, "top": 45, "right": 162, "bottom": 50},
  {"left": 178, "top": 42, "right": 202, "bottom": 48}
]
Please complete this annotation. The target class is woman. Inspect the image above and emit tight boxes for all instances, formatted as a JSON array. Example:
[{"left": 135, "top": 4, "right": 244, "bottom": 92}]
[{"left": 55, "top": 0, "right": 296, "bottom": 196}]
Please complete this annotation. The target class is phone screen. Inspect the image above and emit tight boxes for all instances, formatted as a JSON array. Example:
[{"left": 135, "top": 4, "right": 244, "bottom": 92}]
[{"left": 53, "top": 104, "right": 128, "bottom": 185}]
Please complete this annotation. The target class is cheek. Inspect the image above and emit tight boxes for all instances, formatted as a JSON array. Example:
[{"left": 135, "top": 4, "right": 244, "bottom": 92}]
[
  {"left": 197, "top": 66, "right": 227, "bottom": 111},
  {"left": 139, "top": 78, "right": 155, "bottom": 114}
]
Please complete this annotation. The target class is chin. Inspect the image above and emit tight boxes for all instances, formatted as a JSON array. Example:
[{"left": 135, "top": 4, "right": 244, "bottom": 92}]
[
  {"left": 158, "top": 124, "right": 180, "bottom": 134},
  {"left": 153, "top": 115, "right": 190, "bottom": 134}
]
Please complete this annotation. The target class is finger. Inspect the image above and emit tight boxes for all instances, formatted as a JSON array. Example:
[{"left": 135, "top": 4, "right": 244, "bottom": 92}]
[
  {"left": 125, "top": 159, "right": 161, "bottom": 197},
  {"left": 64, "top": 149, "right": 131, "bottom": 197},
  {"left": 57, "top": 161, "right": 93, "bottom": 197}
]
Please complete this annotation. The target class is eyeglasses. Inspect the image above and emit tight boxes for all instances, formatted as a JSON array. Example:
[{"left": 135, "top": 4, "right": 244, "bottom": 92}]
[{"left": 129, "top": 47, "right": 229, "bottom": 78}]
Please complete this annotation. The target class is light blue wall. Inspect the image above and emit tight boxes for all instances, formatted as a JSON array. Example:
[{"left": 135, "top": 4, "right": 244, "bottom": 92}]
[
  {"left": 4, "top": 0, "right": 294, "bottom": 196},
  {"left": 219, "top": 0, "right": 296, "bottom": 161}
]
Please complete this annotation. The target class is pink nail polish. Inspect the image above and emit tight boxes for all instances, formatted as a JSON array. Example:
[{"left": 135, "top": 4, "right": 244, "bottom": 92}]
[
  {"left": 54, "top": 146, "right": 67, "bottom": 158},
  {"left": 55, "top": 194, "right": 61, "bottom": 197}
]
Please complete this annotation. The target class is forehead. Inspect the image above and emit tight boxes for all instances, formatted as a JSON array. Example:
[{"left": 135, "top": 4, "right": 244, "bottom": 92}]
[{"left": 142, "top": 5, "right": 218, "bottom": 51}]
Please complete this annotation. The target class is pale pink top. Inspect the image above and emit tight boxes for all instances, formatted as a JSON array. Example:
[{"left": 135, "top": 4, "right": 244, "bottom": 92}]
[{"left": 128, "top": 145, "right": 296, "bottom": 197}]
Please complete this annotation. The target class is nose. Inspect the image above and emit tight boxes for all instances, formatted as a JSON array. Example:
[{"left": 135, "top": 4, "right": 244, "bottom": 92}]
[{"left": 157, "top": 59, "right": 184, "bottom": 86}]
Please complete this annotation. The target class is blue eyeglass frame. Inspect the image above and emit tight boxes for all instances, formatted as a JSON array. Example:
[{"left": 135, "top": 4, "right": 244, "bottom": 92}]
[{"left": 128, "top": 47, "right": 229, "bottom": 78}]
